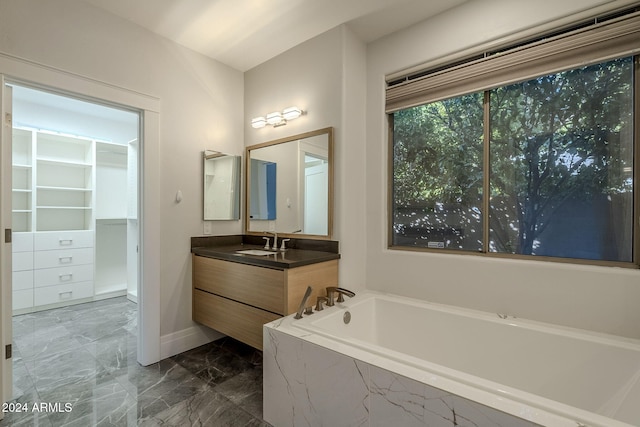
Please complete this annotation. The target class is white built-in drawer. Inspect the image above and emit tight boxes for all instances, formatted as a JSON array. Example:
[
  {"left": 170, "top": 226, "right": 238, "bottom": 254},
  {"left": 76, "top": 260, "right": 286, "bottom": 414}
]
[
  {"left": 12, "top": 270, "right": 33, "bottom": 291},
  {"left": 34, "top": 264, "right": 94, "bottom": 288},
  {"left": 34, "top": 281, "right": 93, "bottom": 306},
  {"left": 34, "top": 231, "right": 94, "bottom": 251},
  {"left": 12, "top": 232, "right": 34, "bottom": 253},
  {"left": 34, "top": 248, "right": 93, "bottom": 270},
  {"left": 13, "top": 289, "right": 34, "bottom": 310},
  {"left": 12, "top": 251, "right": 33, "bottom": 271}
]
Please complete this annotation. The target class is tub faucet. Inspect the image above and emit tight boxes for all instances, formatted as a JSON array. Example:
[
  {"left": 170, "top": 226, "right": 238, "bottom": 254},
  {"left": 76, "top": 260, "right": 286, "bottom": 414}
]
[
  {"left": 294, "top": 286, "right": 313, "bottom": 319},
  {"left": 325, "top": 287, "right": 355, "bottom": 306}
]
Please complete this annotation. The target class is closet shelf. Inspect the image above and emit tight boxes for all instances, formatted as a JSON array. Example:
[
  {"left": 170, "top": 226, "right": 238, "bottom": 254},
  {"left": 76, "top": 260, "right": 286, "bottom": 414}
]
[
  {"left": 36, "top": 206, "right": 92, "bottom": 210},
  {"left": 37, "top": 158, "right": 92, "bottom": 168},
  {"left": 12, "top": 189, "right": 32, "bottom": 193},
  {"left": 12, "top": 210, "right": 32, "bottom": 213},
  {"left": 36, "top": 186, "right": 92, "bottom": 192},
  {"left": 12, "top": 163, "right": 32, "bottom": 169}
]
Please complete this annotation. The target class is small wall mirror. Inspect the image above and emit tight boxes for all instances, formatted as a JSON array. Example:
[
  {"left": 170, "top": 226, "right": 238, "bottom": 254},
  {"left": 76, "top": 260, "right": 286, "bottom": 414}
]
[
  {"left": 203, "top": 151, "right": 241, "bottom": 220},
  {"left": 245, "top": 127, "right": 333, "bottom": 239}
]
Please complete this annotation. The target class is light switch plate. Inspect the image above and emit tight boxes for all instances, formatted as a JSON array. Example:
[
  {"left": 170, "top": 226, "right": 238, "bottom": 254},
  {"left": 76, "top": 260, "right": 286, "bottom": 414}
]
[{"left": 203, "top": 221, "right": 212, "bottom": 235}]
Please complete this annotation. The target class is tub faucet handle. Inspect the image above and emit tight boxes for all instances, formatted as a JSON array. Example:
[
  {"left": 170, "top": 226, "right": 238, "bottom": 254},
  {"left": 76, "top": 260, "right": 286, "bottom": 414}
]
[{"left": 315, "top": 296, "right": 328, "bottom": 311}]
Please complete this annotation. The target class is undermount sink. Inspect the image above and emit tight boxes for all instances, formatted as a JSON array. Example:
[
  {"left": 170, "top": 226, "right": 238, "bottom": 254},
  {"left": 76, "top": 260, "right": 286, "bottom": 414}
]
[{"left": 236, "top": 249, "right": 277, "bottom": 256}]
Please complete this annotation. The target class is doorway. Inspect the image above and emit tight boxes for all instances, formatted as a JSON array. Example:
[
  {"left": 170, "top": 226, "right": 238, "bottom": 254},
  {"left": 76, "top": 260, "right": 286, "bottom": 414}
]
[
  {"left": 9, "top": 83, "right": 140, "bottom": 401},
  {"left": 11, "top": 84, "right": 140, "bottom": 308}
]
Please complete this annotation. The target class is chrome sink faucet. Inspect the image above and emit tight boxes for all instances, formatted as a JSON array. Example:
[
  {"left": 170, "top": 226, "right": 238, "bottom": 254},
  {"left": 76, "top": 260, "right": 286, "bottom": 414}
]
[{"left": 264, "top": 231, "right": 278, "bottom": 250}]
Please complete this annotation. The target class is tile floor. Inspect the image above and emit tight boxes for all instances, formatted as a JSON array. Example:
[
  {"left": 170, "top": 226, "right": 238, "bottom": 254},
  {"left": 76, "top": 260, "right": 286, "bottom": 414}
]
[{"left": 1, "top": 297, "right": 269, "bottom": 426}]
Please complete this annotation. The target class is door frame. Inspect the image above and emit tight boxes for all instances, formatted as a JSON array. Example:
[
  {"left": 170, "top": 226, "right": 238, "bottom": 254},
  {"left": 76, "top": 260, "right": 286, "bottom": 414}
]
[
  {"left": 0, "top": 52, "right": 162, "bottom": 405},
  {"left": 0, "top": 76, "right": 12, "bottom": 413}
]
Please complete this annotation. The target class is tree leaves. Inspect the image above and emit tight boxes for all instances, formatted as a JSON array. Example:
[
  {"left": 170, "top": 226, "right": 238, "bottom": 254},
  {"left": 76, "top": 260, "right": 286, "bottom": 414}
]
[{"left": 393, "top": 57, "right": 634, "bottom": 260}]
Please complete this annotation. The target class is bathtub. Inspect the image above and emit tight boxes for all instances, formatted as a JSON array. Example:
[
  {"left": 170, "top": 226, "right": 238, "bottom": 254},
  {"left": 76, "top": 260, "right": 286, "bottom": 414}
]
[{"left": 263, "top": 291, "right": 640, "bottom": 427}]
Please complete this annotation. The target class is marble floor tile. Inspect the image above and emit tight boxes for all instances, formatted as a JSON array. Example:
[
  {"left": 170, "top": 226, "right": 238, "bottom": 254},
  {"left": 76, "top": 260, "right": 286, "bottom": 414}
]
[
  {"left": 13, "top": 324, "right": 85, "bottom": 362},
  {"left": 172, "top": 342, "right": 255, "bottom": 387},
  {"left": 117, "top": 359, "right": 212, "bottom": 419},
  {"left": 83, "top": 329, "right": 137, "bottom": 378},
  {"left": 2, "top": 297, "right": 269, "bottom": 427},
  {"left": 214, "top": 365, "right": 264, "bottom": 419},
  {"left": 138, "top": 387, "right": 269, "bottom": 427},
  {"left": 39, "top": 378, "right": 136, "bottom": 427},
  {"left": 24, "top": 347, "right": 113, "bottom": 395}
]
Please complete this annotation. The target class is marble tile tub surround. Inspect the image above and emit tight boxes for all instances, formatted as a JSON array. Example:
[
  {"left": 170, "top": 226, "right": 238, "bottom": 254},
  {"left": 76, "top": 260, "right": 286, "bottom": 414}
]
[
  {"left": 3, "top": 297, "right": 270, "bottom": 427},
  {"left": 264, "top": 324, "right": 540, "bottom": 427}
]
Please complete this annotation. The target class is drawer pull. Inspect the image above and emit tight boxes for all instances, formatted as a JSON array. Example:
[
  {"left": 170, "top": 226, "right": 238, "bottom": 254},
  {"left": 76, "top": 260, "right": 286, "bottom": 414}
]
[
  {"left": 59, "top": 239, "right": 73, "bottom": 246},
  {"left": 59, "top": 291, "right": 72, "bottom": 300},
  {"left": 59, "top": 256, "right": 73, "bottom": 264},
  {"left": 59, "top": 273, "right": 73, "bottom": 281}
]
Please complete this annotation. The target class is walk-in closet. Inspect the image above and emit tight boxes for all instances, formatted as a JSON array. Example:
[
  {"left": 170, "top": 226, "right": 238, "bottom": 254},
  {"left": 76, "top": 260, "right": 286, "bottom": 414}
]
[{"left": 10, "top": 85, "right": 139, "bottom": 314}]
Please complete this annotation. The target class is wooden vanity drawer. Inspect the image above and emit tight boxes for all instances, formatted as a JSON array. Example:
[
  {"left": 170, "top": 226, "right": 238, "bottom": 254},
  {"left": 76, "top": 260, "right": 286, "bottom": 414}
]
[
  {"left": 193, "top": 289, "right": 280, "bottom": 350},
  {"left": 193, "top": 255, "right": 284, "bottom": 314}
]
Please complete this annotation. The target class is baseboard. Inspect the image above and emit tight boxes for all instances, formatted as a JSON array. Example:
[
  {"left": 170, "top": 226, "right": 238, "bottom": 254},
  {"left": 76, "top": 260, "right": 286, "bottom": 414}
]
[
  {"left": 160, "top": 325, "right": 224, "bottom": 359},
  {"left": 126, "top": 291, "right": 138, "bottom": 303},
  {"left": 94, "top": 289, "right": 128, "bottom": 301}
]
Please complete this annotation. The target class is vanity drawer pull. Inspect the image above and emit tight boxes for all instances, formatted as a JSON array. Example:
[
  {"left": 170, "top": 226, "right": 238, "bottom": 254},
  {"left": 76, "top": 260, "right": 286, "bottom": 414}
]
[
  {"left": 59, "top": 273, "right": 73, "bottom": 281},
  {"left": 59, "top": 291, "right": 73, "bottom": 300},
  {"left": 59, "top": 256, "right": 73, "bottom": 264},
  {"left": 59, "top": 239, "right": 73, "bottom": 246}
]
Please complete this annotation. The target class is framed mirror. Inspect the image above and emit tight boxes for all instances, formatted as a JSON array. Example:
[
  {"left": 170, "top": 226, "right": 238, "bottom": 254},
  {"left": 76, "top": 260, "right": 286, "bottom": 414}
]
[
  {"left": 245, "top": 127, "right": 333, "bottom": 239},
  {"left": 203, "top": 150, "right": 241, "bottom": 220}
]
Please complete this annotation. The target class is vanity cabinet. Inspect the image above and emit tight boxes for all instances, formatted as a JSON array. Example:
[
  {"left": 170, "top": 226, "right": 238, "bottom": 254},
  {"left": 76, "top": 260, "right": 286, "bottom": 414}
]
[{"left": 192, "top": 254, "right": 338, "bottom": 350}]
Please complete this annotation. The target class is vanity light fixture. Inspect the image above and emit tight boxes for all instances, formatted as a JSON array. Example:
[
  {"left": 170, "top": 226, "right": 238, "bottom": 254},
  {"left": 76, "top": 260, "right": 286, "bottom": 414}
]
[
  {"left": 251, "top": 117, "right": 267, "bottom": 129},
  {"left": 251, "top": 106, "right": 305, "bottom": 129},
  {"left": 266, "top": 112, "right": 284, "bottom": 126},
  {"left": 282, "top": 106, "right": 302, "bottom": 120}
]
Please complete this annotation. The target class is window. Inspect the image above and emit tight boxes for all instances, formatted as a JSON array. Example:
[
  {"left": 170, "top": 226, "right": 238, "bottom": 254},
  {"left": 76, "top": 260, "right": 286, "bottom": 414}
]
[
  {"left": 392, "top": 93, "right": 483, "bottom": 252},
  {"left": 388, "top": 12, "right": 639, "bottom": 265}
]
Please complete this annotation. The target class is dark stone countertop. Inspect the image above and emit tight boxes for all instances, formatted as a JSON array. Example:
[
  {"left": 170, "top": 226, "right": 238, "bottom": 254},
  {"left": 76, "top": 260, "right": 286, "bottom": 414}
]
[{"left": 191, "top": 235, "right": 340, "bottom": 269}]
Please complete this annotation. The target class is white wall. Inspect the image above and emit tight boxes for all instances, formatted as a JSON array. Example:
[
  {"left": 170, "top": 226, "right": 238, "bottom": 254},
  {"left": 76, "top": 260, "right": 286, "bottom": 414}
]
[
  {"left": 366, "top": 0, "right": 640, "bottom": 339},
  {"left": 245, "top": 26, "right": 368, "bottom": 289},
  {"left": 0, "top": 0, "right": 244, "bottom": 340}
]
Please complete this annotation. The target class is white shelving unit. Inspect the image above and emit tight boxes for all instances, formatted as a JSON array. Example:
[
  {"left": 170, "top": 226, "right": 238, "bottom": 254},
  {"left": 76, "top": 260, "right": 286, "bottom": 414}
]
[
  {"left": 35, "top": 132, "right": 94, "bottom": 232},
  {"left": 126, "top": 138, "right": 138, "bottom": 303},
  {"left": 95, "top": 141, "right": 128, "bottom": 298},
  {"left": 11, "top": 127, "right": 135, "bottom": 314},
  {"left": 11, "top": 128, "right": 33, "bottom": 233}
]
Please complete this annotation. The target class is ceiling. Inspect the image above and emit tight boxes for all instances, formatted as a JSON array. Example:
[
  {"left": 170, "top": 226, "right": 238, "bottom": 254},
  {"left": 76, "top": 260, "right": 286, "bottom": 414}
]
[
  {"left": 78, "top": 0, "right": 468, "bottom": 71},
  {"left": 12, "top": 85, "right": 139, "bottom": 126}
]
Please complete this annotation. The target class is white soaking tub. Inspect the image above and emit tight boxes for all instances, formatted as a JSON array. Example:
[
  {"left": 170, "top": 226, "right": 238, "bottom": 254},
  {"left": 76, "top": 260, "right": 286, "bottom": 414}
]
[{"left": 263, "top": 291, "right": 640, "bottom": 427}]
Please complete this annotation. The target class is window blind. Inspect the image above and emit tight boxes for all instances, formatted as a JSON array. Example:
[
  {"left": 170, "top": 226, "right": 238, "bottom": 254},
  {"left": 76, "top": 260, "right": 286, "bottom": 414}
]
[{"left": 385, "top": 11, "right": 640, "bottom": 113}]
